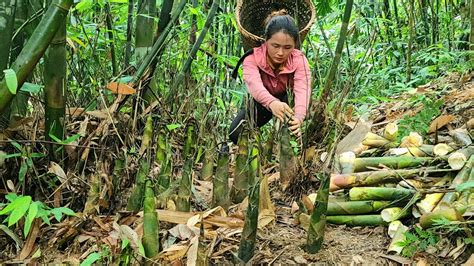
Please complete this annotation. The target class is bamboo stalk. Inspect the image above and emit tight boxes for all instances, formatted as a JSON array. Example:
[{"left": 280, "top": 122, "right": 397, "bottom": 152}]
[
  {"left": 238, "top": 179, "right": 260, "bottom": 262},
  {"left": 0, "top": 0, "right": 16, "bottom": 71},
  {"left": 0, "top": 0, "right": 73, "bottom": 113},
  {"left": 327, "top": 200, "right": 394, "bottom": 215},
  {"left": 330, "top": 167, "right": 450, "bottom": 191},
  {"left": 213, "top": 144, "right": 229, "bottom": 210},
  {"left": 135, "top": 0, "right": 156, "bottom": 61},
  {"left": 327, "top": 214, "right": 387, "bottom": 226},
  {"left": 349, "top": 187, "right": 415, "bottom": 201},
  {"left": 306, "top": 172, "right": 330, "bottom": 254},
  {"left": 44, "top": 6, "right": 67, "bottom": 161},
  {"left": 176, "top": 158, "right": 193, "bottom": 212},
  {"left": 143, "top": 180, "right": 159, "bottom": 258}
]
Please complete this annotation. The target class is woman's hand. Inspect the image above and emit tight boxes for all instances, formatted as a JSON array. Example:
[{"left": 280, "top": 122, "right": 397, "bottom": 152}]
[
  {"left": 289, "top": 117, "right": 302, "bottom": 137},
  {"left": 269, "top": 101, "right": 293, "bottom": 122}
]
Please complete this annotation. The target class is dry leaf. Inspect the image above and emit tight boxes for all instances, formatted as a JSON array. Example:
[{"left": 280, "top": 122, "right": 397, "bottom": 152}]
[
  {"left": 106, "top": 82, "right": 136, "bottom": 95},
  {"left": 66, "top": 107, "right": 85, "bottom": 116},
  {"left": 186, "top": 236, "right": 199, "bottom": 266},
  {"left": 48, "top": 162, "right": 67, "bottom": 184},
  {"left": 160, "top": 244, "right": 189, "bottom": 261},
  {"left": 428, "top": 115, "right": 455, "bottom": 133}
]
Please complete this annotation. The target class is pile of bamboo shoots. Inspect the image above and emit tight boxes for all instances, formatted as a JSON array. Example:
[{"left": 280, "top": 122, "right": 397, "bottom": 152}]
[{"left": 299, "top": 121, "right": 473, "bottom": 253}]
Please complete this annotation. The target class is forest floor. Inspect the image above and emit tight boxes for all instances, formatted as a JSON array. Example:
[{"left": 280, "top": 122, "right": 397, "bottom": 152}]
[{"left": 1, "top": 72, "right": 473, "bottom": 264}]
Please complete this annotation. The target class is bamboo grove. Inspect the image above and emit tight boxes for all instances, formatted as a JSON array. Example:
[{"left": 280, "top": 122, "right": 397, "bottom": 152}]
[{"left": 0, "top": 0, "right": 473, "bottom": 264}]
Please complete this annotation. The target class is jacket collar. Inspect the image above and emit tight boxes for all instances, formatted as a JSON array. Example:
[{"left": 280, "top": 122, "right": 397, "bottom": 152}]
[{"left": 253, "top": 43, "right": 298, "bottom": 77}]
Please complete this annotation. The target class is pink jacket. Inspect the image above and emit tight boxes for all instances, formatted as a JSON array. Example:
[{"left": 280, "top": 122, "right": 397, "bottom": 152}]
[{"left": 242, "top": 43, "right": 311, "bottom": 120}]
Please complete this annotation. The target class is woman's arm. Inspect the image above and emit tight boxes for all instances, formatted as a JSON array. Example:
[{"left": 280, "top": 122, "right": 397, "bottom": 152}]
[{"left": 292, "top": 53, "right": 311, "bottom": 121}]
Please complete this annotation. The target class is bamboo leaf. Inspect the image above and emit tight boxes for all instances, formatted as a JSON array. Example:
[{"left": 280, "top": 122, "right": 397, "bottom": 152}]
[
  {"left": 166, "top": 124, "right": 181, "bottom": 131},
  {"left": 80, "top": 252, "right": 101, "bottom": 266},
  {"left": 106, "top": 82, "right": 136, "bottom": 95},
  {"left": 3, "top": 69, "right": 18, "bottom": 95},
  {"left": 8, "top": 196, "right": 32, "bottom": 227},
  {"left": 24, "top": 202, "right": 39, "bottom": 237},
  {"left": 19, "top": 82, "right": 43, "bottom": 94}
]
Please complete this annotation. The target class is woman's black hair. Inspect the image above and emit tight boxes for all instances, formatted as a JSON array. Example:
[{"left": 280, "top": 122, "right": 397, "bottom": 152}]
[{"left": 264, "top": 10, "right": 300, "bottom": 48}]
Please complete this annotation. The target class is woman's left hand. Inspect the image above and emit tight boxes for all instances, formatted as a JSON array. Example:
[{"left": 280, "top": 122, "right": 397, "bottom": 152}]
[{"left": 288, "top": 117, "right": 303, "bottom": 137}]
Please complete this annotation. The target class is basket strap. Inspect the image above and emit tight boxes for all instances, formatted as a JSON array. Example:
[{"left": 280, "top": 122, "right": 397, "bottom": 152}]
[{"left": 231, "top": 48, "right": 255, "bottom": 80}]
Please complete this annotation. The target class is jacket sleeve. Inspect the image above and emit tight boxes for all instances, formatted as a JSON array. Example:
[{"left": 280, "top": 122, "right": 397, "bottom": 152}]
[
  {"left": 242, "top": 55, "right": 278, "bottom": 109},
  {"left": 293, "top": 53, "right": 311, "bottom": 121}
]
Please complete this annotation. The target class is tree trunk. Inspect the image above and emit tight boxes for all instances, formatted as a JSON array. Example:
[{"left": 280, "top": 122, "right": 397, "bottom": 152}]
[
  {"left": 0, "top": 0, "right": 73, "bottom": 114},
  {"left": 104, "top": 2, "right": 117, "bottom": 76},
  {"left": 406, "top": 0, "right": 415, "bottom": 83}
]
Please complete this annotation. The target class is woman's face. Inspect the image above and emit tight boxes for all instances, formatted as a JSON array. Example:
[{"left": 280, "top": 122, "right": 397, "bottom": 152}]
[{"left": 266, "top": 31, "right": 296, "bottom": 66}]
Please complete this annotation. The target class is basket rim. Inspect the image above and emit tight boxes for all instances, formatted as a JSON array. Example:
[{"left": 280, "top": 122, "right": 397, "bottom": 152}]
[{"left": 235, "top": 0, "right": 316, "bottom": 43}]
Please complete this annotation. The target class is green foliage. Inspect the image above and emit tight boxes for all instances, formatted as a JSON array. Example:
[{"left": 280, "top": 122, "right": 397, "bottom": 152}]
[
  {"left": 0, "top": 193, "right": 76, "bottom": 237},
  {"left": 80, "top": 252, "right": 102, "bottom": 266},
  {"left": 3, "top": 69, "right": 18, "bottom": 95},
  {"left": 398, "top": 96, "right": 443, "bottom": 138},
  {"left": 398, "top": 227, "right": 439, "bottom": 258}
]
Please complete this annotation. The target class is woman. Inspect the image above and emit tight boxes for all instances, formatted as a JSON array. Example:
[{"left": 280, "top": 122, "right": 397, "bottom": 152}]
[{"left": 229, "top": 10, "right": 311, "bottom": 144}]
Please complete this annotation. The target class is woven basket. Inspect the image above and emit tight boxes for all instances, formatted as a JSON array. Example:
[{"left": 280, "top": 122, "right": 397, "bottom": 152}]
[{"left": 236, "top": 0, "right": 316, "bottom": 51}]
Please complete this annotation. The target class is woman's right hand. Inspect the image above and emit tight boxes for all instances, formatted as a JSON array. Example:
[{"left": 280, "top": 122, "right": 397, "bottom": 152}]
[{"left": 269, "top": 101, "right": 294, "bottom": 122}]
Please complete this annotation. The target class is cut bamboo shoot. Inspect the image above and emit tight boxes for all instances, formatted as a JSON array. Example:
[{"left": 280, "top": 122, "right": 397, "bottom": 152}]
[
  {"left": 400, "top": 132, "right": 423, "bottom": 148},
  {"left": 353, "top": 156, "right": 434, "bottom": 172},
  {"left": 433, "top": 143, "right": 454, "bottom": 156},
  {"left": 330, "top": 168, "right": 449, "bottom": 191},
  {"left": 327, "top": 200, "right": 394, "bottom": 215},
  {"left": 388, "top": 145, "right": 434, "bottom": 157},
  {"left": 384, "top": 123, "right": 399, "bottom": 141},
  {"left": 349, "top": 187, "right": 415, "bottom": 201},
  {"left": 362, "top": 132, "right": 397, "bottom": 148},
  {"left": 326, "top": 214, "right": 387, "bottom": 226},
  {"left": 420, "top": 207, "right": 462, "bottom": 229},
  {"left": 388, "top": 222, "right": 408, "bottom": 254},
  {"left": 339, "top": 151, "right": 356, "bottom": 174},
  {"left": 448, "top": 146, "right": 474, "bottom": 170},
  {"left": 381, "top": 207, "right": 409, "bottom": 222},
  {"left": 451, "top": 128, "right": 472, "bottom": 146}
]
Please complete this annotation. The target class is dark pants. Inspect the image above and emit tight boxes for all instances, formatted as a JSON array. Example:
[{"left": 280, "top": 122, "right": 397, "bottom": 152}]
[{"left": 229, "top": 94, "right": 287, "bottom": 144}]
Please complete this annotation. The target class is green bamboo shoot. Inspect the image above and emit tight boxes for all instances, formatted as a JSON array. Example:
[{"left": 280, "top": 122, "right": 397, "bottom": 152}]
[
  {"left": 237, "top": 179, "right": 260, "bottom": 262},
  {"left": 176, "top": 158, "right": 192, "bottom": 212},
  {"left": 233, "top": 127, "right": 249, "bottom": 203},
  {"left": 306, "top": 172, "right": 330, "bottom": 254},
  {"left": 127, "top": 161, "right": 150, "bottom": 212},
  {"left": 213, "top": 144, "right": 229, "bottom": 210},
  {"left": 143, "top": 180, "right": 159, "bottom": 258},
  {"left": 280, "top": 125, "right": 297, "bottom": 190},
  {"left": 353, "top": 156, "right": 435, "bottom": 172}
]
